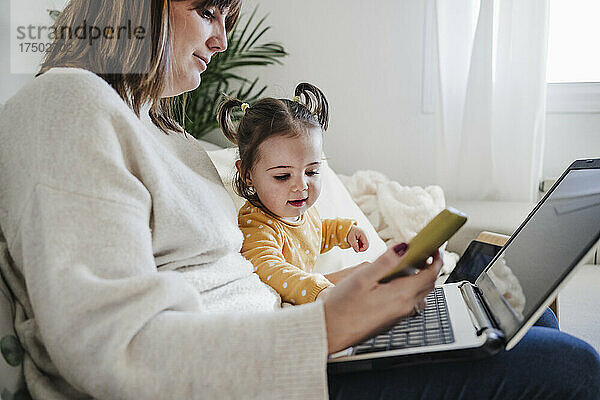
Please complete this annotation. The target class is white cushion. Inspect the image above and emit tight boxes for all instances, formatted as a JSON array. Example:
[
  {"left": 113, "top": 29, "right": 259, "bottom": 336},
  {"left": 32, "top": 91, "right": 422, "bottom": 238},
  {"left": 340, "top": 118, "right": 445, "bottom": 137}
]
[
  {"left": 445, "top": 200, "right": 535, "bottom": 254},
  {"left": 205, "top": 148, "right": 387, "bottom": 274}
]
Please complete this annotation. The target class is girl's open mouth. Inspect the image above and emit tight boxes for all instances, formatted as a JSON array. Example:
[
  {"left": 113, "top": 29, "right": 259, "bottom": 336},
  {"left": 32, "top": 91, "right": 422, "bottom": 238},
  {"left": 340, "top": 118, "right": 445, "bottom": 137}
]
[{"left": 287, "top": 198, "right": 307, "bottom": 207}]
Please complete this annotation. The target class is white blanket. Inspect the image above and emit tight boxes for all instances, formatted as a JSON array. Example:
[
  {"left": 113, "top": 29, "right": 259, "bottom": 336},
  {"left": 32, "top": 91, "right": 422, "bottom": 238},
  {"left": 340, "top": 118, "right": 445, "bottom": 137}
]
[{"left": 338, "top": 170, "right": 459, "bottom": 275}]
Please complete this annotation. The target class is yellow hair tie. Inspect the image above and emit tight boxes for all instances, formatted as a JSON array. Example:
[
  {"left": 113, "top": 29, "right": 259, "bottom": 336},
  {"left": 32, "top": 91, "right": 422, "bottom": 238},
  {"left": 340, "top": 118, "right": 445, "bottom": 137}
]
[
  {"left": 241, "top": 103, "right": 249, "bottom": 113},
  {"left": 292, "top": 96, "right": 300, "bottom": 102}
]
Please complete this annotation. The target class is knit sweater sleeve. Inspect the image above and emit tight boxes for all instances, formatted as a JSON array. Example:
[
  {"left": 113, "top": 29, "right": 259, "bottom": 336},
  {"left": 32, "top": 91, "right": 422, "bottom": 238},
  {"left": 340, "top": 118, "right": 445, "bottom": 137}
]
[
  {"left": 321, "top": 218, "right": 357, "bottom": 254},
  {"left": 239, "top": 210, "right": 332, "bottom": 304},
  {"left": 0, "top": 69, "right": 329, "bottom": 400}
]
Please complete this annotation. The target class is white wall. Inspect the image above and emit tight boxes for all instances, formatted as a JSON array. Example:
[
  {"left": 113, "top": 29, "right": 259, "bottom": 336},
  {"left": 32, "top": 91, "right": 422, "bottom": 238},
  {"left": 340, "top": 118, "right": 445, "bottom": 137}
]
[
  {"left": 241, "top": 0, "right": 440, "bottom": 186},
  {"left": 544, "top": 113, "right": 600, "bottom": 178},
  {"left": 2, "top": 0, "right": 599, "bottom": 187}
]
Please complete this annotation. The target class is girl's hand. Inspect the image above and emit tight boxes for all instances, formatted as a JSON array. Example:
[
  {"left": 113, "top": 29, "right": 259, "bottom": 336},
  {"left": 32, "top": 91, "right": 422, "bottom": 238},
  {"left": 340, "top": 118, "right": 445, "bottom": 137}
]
[
  {"left": 347, "top": 226, "right": 369, "bottom": 252},
  {"left": 321, "top": 244, "right": 443, "bottom": 354}
]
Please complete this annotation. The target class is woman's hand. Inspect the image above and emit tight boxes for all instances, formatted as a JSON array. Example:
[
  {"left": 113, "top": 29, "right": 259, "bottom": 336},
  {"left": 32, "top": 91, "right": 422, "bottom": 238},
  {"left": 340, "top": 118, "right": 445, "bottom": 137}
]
[
  {"left": 320, "top": 244, "right": 443, "bottom": 354},
  {"left": 323, "top": 262, "right": 367, "bottom": 285},
  {"left": 347, "top": 225, "right": 369, "bottom": 252}
]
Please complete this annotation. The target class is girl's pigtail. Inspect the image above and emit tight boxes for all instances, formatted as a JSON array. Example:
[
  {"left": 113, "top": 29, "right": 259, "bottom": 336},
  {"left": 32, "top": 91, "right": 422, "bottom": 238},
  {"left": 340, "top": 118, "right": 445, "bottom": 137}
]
[
  {"left": 294, "top": 82, "right": 329, "bottom": 131},
  {"left": 217, "top": 97, "right": 244, "bottom": 144}
]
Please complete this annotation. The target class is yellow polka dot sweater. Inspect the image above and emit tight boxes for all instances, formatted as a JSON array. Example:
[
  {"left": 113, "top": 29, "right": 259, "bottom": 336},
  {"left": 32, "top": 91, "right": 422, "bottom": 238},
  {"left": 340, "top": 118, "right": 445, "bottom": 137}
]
[{"left": 239, "top": 201, "right": 356, "bottom": 305}]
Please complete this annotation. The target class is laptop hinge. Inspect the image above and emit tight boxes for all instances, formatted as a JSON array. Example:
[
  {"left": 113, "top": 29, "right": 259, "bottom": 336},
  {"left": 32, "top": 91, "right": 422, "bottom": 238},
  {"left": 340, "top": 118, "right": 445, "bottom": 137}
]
[{"left": 459, "top": 282, "right": 495, "bottom": 336}]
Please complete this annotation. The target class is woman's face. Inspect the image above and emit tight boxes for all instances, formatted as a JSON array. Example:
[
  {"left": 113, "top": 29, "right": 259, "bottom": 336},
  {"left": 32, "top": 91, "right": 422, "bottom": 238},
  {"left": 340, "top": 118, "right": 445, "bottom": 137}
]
[{"left": 163, "top": 1, "right": 229, "bottom": 97}]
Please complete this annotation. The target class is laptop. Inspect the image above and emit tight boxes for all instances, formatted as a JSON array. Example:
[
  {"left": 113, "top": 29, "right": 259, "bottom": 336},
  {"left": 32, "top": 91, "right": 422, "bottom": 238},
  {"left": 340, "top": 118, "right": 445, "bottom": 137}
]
[{"left": 328, "top": 158, "right": 600, "bottom": 373}]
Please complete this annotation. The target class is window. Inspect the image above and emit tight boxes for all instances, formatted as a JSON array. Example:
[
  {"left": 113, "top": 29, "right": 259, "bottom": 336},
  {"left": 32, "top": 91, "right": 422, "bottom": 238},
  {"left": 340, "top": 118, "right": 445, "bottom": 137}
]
[{"left": 546, "top": 0, "right": 600, "bottom": 113}]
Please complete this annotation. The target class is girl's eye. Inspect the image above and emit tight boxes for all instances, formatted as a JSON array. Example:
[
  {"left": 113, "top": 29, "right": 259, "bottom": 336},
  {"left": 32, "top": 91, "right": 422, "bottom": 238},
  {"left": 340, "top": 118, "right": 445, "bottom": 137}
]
[
  {"left": 274, "top": 174, "right": 290, "bottom": 181},
  {"left": 306, "top": 170, "right": 320, "bottom": 176}
]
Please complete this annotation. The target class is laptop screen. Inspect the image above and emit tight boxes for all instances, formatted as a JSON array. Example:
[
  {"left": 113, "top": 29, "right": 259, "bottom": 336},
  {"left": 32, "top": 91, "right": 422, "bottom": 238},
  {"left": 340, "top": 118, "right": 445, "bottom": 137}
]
[{"left": 476, "top": 162, "right": 600, "bottom": 341}]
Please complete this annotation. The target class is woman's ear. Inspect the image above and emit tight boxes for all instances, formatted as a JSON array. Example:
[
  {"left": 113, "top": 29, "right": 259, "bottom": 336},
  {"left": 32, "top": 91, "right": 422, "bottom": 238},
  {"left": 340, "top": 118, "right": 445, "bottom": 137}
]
[{"left": 235, "top": 160, "right": 253, "bottom": 186}]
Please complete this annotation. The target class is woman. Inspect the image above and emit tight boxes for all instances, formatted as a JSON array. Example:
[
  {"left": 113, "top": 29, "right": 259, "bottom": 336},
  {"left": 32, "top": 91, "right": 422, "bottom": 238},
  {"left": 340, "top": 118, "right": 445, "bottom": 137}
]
[{"left": 0, "top": 0, "right": 598, "bottom": 399}]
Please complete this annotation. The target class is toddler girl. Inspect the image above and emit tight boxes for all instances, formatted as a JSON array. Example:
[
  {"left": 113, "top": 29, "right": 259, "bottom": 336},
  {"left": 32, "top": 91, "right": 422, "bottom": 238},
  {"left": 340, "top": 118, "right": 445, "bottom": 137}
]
[{"left": 218, "top": 83, "right": 369, "bottom": 305}]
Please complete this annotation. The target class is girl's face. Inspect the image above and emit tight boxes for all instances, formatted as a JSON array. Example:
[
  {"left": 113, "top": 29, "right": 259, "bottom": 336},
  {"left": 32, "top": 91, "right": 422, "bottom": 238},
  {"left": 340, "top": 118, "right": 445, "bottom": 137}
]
[
  {"left": 164, "top": 1, "right": 229, "bottom": 97},
  {"left": 248, "top": 130, "right": 323, "bottom": 219}
]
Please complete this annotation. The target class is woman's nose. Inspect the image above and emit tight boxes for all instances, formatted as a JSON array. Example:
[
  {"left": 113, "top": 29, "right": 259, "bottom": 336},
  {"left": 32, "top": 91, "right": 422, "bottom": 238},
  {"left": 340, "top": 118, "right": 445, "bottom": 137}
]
[{"left": 207, "top": 18, "right": 228, "bottom": 53}]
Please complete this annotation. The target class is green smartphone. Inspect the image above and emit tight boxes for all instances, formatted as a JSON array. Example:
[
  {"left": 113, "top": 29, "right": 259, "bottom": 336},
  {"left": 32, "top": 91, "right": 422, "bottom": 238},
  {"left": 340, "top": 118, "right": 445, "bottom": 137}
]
[{"left": 379, "top": 207, "right": 468, "bottom": 283}]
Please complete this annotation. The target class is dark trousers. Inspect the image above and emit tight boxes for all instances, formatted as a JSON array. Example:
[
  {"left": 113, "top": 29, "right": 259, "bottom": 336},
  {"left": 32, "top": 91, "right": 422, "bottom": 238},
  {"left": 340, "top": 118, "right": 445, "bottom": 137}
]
[{"left": 328, "top": 309, "right": 600, "bottom": 399}]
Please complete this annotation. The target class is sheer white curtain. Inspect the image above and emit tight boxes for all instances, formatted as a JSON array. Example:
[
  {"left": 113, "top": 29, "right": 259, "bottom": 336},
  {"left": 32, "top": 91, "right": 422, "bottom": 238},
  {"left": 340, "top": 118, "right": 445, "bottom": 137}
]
[{"left": 434, "top": 0, "right": 549, "bottom": 201}]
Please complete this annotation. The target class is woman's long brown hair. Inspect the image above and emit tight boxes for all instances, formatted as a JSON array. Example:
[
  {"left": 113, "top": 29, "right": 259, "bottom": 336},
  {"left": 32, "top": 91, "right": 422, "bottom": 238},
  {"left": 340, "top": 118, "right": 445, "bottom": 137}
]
[{"left": 38, "top": 0, "right": 241, "bottom": 134}]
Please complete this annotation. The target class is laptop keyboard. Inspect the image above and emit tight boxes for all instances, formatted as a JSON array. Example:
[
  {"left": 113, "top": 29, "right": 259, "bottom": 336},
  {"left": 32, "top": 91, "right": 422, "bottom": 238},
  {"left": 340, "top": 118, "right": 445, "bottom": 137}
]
[{"left": 352, "top": 287, "right": 455, "bottom": 355}]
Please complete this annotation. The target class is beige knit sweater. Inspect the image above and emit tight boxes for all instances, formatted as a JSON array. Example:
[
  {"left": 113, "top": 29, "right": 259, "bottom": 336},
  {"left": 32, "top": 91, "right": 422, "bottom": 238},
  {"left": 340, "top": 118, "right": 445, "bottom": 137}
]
[{"left": 0, "top": 68, "right": 328, "bottom": 399}]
